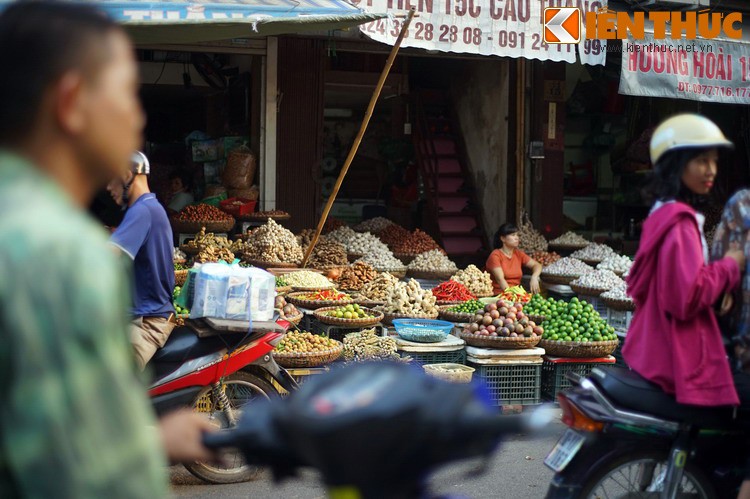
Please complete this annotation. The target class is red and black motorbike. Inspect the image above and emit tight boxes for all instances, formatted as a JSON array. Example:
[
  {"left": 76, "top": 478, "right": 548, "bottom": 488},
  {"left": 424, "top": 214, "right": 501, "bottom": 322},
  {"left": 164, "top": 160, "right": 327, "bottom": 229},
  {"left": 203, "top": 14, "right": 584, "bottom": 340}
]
[{"left": 149, "top": 317, "right": 298, "bottom": 484}]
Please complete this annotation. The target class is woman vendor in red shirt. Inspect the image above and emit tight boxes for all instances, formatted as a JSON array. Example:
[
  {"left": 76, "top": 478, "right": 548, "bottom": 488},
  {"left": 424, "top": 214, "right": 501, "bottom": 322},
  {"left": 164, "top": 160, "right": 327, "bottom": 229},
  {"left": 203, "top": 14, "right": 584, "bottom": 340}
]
[{"left": 485, "top": 223, "right": 542, "bottom": 295}]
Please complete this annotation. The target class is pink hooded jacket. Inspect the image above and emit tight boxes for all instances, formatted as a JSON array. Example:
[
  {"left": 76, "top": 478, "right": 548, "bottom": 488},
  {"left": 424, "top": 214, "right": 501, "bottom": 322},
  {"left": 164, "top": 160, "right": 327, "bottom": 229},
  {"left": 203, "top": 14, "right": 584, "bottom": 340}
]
[{"left": 623, "top": 202, "right": 741, "bottom": 406}]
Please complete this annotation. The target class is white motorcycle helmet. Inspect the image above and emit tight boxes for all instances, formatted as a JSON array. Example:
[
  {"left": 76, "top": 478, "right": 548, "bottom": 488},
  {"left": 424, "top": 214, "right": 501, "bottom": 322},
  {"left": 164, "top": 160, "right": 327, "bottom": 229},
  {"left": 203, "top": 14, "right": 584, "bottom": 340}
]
[
  {"left": 121, "top": 151, "right": 149, "bottom": 207},
  {"left": 649, "top": 114, "right": 733, "bottom": 165}
]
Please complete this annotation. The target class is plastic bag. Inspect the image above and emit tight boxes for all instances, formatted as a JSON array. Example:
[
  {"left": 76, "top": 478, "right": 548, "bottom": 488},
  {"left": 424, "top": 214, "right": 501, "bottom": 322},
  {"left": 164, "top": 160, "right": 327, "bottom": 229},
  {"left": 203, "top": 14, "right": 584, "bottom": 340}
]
[
  {"left": 222, "top": 145, "right": 257, "bottom": 189},
  {"left": 190, "top": 263, "right": 275, "bottom": 321}
]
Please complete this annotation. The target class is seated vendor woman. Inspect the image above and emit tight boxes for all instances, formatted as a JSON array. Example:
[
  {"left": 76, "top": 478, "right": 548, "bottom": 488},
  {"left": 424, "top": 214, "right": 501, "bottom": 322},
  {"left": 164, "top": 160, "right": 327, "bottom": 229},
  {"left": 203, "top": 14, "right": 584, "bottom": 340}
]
[{"left": 485, "top": 223, "right": 542, "bottom": 295}]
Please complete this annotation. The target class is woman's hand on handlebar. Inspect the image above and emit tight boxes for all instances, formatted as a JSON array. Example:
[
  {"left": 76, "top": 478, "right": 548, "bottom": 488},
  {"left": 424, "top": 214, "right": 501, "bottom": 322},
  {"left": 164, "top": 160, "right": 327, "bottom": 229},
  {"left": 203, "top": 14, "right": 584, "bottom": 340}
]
[
  {"left": 725, "top": 249, "right": 745, "bottom": 269},
  {"left": 159, "top": 409, "right": 221, "bottom": 464}
]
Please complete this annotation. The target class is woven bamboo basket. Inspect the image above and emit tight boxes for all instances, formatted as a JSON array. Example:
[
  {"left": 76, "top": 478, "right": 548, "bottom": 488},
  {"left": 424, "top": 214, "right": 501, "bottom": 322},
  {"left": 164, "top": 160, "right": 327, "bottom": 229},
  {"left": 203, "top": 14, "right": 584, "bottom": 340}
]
[
  {"left": 280, "top": 312, "right": 303, "bottom": 326},
  {"left": 459, "top": 332, "right": 542, "bottom": 349},
  {"left": 273, "top": 343, "right": 342, "bottom": 368},
  {"left": 378, "top": 269, "right": 407, "bottom": 279},
  {"left": 407, "top": 269, "right": 457, "bottom": 281},
  {"left": 381, "top": 310, "right": 439, "bottom": 326},
  {"left": 179, "top": 244, "right": 201, "bottom": 256},
  {"left": 538, "top": 339, "right": 619, "bottom": 358},
  {"left": 570, "top": 284, "right": 607, "bottom": 297},
  {"left": 291, "top": 284, "right": 335, "bottom": 292},
  {"left": 602, "top": 296, "right": 636, "bottom": 312},
  {"left": 275, "top": 286, "right": 293, "bottom": 295},
  {"left": 548, "top": 243, "right": 589, "bottom": 253},
  {"left": 540, "top": 273, "right": 579, "bottom": 285},
  {"left": 436, "top": 299, "right": 467, "bottom": 306},
  {"left": 578, "top": 258, "right": 604, "bottom": 267},
  {"left": 438, "top": 305, "right": 476, "bottom": 324},
  {"left": 286, "top": 292, "right": 354, "bottom": 310},
  {"left": 313, "top": 307, "right": 384, "bottom": 327},
  {"left": 351, "top": 296, "right": 385, "bottom": 308},
  {"left": 174, "top": 270, "right": 189, "bottom": 287},
  {"left": 249, "top": 213, "right": 291, "bottom": 221},
  {"left": 171, "top": 219, "right": 235, "bottom": 234},
  {"left": 474, "top": 291, "right": 495, "bottom": 298}
]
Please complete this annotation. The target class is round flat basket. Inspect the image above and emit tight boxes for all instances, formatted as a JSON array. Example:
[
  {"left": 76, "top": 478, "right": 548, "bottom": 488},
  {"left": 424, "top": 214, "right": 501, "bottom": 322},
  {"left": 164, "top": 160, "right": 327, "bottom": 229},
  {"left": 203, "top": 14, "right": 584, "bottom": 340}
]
[
  {"left": 459, "top": 332, "right": 541, "bottom": 349},
  {"left": 174, "top": 269, "right": 189, "bottom": 287},
  {"left": 313, "top": 306, "right": 384, "bottom": 327},
  {"left": 540, "top": 273, "right": 578, "bottom": 285},
  {"left": 569, "top": 283, "right": 607, "bottom": 297},
  {"left": 602, "top": 296, "right": 636, "bottom": 312},
  {"left": 273, "top": 343, "right": 342, "bottom": 368},
  {"left": 394, "top": 253, "right": 417, "bottom": 265},
  {"left": 438, "top": 305, "right": 477, "bottom": 324},
  {"left": 171, "top": 219, "right": 235, "bottom": 234},
  {"left": 526, "top": 314, "right": 547, "bottom": 324},
  {"left": 243, "top": 259, "right": 299, "bottom": 270},
  {"left": 539, "top": 339, "right": 619, "bottom": 358},
  {"left": 352, "top": 296, "right": 385, "bottom": 308},
  {"left": 474, "top": 291, "right": 495, "bottom": 298},
  {"left": 381, "top": 310, "right": 439, "bottom": 326},
  {"left": 275, "top": 286, "right": 293, "bottom": 295},
  {"left": 292, "top": 284, "right": 335, "bottom": 292},
  {"left": 286, "top": 292, "right": 354, "bottom": 310},
  {"left": 408, "top": 269, "right": 457, "bottom": 281},
  {"left": 436, "top": 299, "right": 466, "bottom": 306},
  {"left": 179, "top": 244, "right": 201, "bottom": 256},
  {"left": 279, "top": 312, "right": 303, "bottom": 326}
]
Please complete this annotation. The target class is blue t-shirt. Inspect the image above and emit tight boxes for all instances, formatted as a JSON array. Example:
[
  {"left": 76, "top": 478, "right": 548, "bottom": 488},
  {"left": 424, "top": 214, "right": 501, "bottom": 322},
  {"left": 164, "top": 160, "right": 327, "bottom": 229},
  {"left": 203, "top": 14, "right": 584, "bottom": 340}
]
[{"left": 111, "top": 193, "right": 175, "bottom": 318}]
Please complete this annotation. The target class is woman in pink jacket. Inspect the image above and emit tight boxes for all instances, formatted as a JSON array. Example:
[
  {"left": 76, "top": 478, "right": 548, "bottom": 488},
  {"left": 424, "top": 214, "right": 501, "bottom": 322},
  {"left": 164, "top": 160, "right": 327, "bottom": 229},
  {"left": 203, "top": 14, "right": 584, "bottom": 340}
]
[{"left": 624, "top": 114, "right": 744, "bottom": 407}]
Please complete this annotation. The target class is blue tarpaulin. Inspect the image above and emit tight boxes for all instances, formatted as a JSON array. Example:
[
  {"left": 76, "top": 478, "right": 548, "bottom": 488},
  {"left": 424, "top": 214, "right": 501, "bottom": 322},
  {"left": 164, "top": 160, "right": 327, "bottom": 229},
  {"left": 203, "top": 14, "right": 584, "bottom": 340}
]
[{"left": 0, "top": 0, "right": 384, "bottom": 44}]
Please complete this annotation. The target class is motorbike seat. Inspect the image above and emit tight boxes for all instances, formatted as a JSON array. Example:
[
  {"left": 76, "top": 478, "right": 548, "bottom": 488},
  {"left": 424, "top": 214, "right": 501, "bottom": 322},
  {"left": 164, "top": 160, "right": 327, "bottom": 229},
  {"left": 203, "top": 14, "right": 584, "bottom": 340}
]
[
  {"left": 151, "top": 326, "right": 228, "bottom": 364},
  {"left": 589, "top": 366, "right": 737, "bottom": 427}
]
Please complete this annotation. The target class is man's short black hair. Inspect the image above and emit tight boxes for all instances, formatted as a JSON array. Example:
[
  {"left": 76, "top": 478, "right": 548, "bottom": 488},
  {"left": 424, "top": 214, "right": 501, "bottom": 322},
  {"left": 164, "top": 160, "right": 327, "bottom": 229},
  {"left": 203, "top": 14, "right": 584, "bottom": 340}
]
[
  {"left": 0, "top": 1, "right": 121, "bottom": 146},
  {"left": 170, "top": 170, "right": 193, "bottom": 191}
]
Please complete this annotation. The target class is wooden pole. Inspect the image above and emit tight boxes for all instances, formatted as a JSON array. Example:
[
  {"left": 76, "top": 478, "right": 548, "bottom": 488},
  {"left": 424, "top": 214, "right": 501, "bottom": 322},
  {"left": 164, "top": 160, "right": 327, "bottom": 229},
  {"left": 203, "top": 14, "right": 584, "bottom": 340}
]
[
  {"left": 302, "top": 9, "right": 416, "bottom": 267},
  {"left": 515, "top": 58, "right": 526, "bottom": 224}
]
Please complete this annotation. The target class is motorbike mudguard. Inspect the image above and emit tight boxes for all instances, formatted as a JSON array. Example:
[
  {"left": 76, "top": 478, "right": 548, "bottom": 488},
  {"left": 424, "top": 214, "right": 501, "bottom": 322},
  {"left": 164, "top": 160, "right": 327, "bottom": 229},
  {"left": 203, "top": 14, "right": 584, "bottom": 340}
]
[
  {"left": 245, "top": 354, "right": 299, "bottom": 394},
  {"left": 152, "top": 386, "right": 203, "bottom": 417},
  {"left": 544, "top": 434, "right": 668, "bottom": 499}
]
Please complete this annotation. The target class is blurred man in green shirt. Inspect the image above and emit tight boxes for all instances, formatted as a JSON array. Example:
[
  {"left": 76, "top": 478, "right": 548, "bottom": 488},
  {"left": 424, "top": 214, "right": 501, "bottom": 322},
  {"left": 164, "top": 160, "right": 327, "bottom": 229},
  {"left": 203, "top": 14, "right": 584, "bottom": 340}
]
[{"left": 0, "top": 3, "right": 215, "bottom": 497}]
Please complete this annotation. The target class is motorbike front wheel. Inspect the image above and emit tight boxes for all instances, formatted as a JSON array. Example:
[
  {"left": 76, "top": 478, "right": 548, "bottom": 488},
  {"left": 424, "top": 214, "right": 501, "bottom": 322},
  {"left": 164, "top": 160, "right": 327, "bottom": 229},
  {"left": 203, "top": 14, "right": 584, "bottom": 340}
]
[
  {"left": 184, "top": 371, "right": 277, "bottom": 484},
  {"left": 579, "top": 450, "right": 717, "bottom": 499}
]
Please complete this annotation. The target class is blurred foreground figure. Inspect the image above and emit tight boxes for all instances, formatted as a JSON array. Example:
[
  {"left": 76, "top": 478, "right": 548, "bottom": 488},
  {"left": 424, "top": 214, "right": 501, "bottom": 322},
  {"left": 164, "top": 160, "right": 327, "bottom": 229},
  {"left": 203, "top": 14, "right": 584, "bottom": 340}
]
[{"left": 0, "top": 3, "right": 213, "bottom": 497}]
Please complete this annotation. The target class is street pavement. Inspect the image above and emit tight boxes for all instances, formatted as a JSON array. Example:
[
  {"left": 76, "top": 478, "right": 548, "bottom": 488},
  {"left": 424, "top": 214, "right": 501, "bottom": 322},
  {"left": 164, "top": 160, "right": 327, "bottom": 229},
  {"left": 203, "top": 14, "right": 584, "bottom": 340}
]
[{"left": 170, "top": 414, "right": 564, "bottom": 499}]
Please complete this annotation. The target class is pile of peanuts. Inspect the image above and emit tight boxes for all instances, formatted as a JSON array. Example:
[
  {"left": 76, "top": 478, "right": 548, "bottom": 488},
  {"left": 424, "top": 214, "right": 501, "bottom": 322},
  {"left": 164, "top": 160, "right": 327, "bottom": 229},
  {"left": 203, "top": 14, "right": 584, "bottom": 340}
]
[
  {"left": 174, "top": 204, "right": 233, "bottom": 222},
  {"left": 391, "top": 229, "right": 443, "bottom": 255},
  {"left": 336, "top": 261, "right": 378, "bottom": 291},
  {"left": 377, "top": 224, "right": 411, "bottom": 249}
]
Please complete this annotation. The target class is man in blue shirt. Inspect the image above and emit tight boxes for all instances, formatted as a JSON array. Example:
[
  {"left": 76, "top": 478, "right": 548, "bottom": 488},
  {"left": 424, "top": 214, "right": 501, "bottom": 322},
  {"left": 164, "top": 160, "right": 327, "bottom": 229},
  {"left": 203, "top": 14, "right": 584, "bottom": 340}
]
[{"left": 109, "top": 152, "right": 176, "bottom": 368}]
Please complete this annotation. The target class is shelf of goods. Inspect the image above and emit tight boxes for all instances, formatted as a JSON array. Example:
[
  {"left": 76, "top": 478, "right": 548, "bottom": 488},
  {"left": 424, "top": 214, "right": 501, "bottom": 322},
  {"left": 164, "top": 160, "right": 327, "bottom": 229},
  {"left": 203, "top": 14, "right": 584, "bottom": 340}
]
[
  {"left": 465, "top": 346, "right": 544, "bottom": 407},
  {"left": 541, "top": 355, "right": 616, "bottom": 402},
  {"left": 392, "top": 333, "right": 466, "bottom": 366}
]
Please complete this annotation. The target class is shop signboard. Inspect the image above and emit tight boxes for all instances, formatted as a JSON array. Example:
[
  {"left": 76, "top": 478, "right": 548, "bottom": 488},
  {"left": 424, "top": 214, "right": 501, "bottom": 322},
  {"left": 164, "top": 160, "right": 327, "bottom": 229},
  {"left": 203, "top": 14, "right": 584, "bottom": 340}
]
[
  {"left": 355, "top": 0, "right": 607, "bottom": 65},
  {"left": 620, "top": 33, "right": 750, "bottom": 105}
]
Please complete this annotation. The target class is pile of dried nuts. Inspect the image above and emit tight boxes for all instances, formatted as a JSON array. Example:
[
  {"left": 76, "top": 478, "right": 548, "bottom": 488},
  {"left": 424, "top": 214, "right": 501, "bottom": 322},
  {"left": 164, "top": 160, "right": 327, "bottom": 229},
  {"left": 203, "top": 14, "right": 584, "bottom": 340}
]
[
  {"left": 377, "top": 224, "right": 411, "bottom": 249},
  {"left": 336, "top": 261, "right": 378, "bottom": 291},
  {"left": 323, "top": 217, "right": 347, "bottom": 234},
  {"left": 252, "top": 210, "right": 289, "bottom": 218},
  {"left": 357, "top": 272, "right": 399, "bottom": 302},
  {"left": 306, "top": 239, "right": 348, "bottom": 269},
  {"left": 531, "top": 251, "right": 561, "bottom": 267},
  {"left": 354, "top": 217, "right": 393, "bottom": 233},
  {"left": 327, "top": 226, "right": 358, "bottom": 247},
  {"left": 450, "top": 265, "right": 494, "bottom": 297},
  {"left": 174, "top": 204, "right": 234, "bottom": 222},
  {"left": 196, "top": 246, "right": 235, "bottom": 264},
  {"left": 243, "top": 219, "right": 303, "bottom": 264},
  {"left": 408, "top": 249, "right": 458, "bottom": 273},
  {"left": 549, "top": 231, "right": 590, "bottom": 247},
  {"left": 391, "top": 229, "right": 443, "bottom": 255},
  {"left": 345, "top": 232, "right": 391, "bottom": 256},
  {"left": 518, "top": 212, "right": 549, "bottom": 253},
  {"left": 296, "top": 229, "right": 318, "bottom": 251}
]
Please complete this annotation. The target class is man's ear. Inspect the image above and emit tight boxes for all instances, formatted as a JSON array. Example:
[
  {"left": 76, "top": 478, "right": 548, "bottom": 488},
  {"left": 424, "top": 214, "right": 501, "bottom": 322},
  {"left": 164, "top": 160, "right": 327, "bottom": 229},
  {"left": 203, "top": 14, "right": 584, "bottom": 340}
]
[{"left": 55, "top": 72, "right": 86, "bottom": 135}]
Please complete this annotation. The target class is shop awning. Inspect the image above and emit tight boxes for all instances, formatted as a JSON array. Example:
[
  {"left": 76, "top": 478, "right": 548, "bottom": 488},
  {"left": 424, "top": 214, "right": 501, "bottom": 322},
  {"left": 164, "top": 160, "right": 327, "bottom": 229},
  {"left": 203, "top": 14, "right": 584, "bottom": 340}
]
[{"left": 0, "top": 0, "right": 385, "bottom": 44}]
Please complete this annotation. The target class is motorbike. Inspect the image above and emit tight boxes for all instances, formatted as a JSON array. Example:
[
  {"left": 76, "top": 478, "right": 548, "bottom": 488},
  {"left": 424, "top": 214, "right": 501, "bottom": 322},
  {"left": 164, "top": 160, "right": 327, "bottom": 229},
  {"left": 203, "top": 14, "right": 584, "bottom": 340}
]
[
  {"left": 203, "top": 361, "right": 555, "bottom": 499},
  {"left": 149, "top": 316, "right": 299, "bottom": 484},
  {"left": 544, "top": 365, "right": 750, "bottom": 499}
]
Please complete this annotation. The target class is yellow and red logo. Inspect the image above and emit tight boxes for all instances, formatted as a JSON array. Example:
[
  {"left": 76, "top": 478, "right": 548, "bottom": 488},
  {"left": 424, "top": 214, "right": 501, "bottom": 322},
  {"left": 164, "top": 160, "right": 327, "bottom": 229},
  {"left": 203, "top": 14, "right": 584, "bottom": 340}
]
[{"left": 543, "top": 7, "right": 582, "bottom": 44}]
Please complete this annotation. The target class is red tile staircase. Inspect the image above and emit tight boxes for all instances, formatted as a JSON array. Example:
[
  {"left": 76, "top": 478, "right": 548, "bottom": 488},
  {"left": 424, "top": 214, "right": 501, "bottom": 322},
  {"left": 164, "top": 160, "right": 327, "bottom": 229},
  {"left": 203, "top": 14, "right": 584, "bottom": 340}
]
[{"left": 413, "top": 91, "right": 489, "bottom": 266}]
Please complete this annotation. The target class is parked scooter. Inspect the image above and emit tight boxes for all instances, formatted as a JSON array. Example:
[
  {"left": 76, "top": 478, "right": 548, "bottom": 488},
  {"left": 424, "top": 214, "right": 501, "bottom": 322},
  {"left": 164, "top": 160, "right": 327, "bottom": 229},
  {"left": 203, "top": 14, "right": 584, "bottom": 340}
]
[
  {"left": 203, "top": 362, "right": 554, "bottom": 499},
  {"left": 149, "top": 317, "right": 298, "bottom": 484},
  {"left": 545, "top": 366, "right": 750, "bottom": 499}
]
